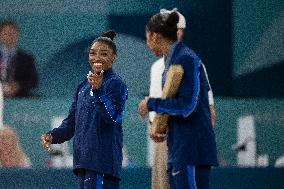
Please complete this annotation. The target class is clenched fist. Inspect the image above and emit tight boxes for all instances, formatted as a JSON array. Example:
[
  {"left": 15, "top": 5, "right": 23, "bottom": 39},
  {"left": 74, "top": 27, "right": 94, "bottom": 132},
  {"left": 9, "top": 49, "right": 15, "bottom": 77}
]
[
  {"left": 40, "top": 133, "right": 53, "bottom": 151},
  {"left": 87, "top": 69, "right": 104, "bottom": 90},
  {"left": 138, "top": 97, "right": 149, "bottom": 119}
]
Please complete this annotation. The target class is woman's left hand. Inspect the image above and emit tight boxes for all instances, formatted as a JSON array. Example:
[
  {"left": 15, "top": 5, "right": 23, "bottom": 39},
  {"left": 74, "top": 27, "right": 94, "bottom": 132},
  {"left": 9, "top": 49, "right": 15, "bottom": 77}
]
[{"left": 138, "top": 97, "right": 149, "bottom": 119}]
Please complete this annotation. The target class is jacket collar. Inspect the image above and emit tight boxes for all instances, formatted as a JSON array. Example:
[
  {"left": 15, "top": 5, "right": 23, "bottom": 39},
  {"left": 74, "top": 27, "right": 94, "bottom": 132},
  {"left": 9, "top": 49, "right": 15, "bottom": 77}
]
[
  {"left": 164, "top": 41, "right": 183, "bottom": 68},
  {"left": 103, "top": 67, "right": 114, "bottom": 78}
]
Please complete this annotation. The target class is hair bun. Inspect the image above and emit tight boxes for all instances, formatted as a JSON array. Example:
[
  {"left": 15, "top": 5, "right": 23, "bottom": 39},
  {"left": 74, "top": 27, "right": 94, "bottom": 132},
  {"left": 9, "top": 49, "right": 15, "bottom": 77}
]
[
  {"left": 101, "top": 30, "right": 116, "bottom": 41},
  {"left": 166, "top": 11, "right": 179, "bottom": 27}
]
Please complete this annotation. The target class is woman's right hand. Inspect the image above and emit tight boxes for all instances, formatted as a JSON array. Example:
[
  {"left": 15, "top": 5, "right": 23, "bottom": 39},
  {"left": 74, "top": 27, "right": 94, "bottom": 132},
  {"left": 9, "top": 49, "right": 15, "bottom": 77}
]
[
  {"left": 40, "top": 134, "right": 53, "bottom": 151},
  {"left": 87, "top": 69, "right": 104, "bottom": 90}
]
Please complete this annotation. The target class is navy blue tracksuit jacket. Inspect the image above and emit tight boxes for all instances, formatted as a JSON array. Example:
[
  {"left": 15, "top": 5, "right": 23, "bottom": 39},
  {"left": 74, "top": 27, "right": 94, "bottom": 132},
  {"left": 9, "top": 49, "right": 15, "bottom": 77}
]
[
  {"left": 49, "top": 68, "right": 128, "bottom": 178},
  {"left": 147, "top": 42, "right": 218, "bottom": 166}
]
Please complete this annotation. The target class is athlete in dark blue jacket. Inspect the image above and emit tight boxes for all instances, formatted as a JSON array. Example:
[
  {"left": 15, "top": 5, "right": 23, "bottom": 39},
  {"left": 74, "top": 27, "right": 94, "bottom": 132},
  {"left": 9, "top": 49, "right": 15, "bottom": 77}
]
[
  {"left": 41, "top": 31, "right": 128, "bottom": 189},
  {"left": 139, "top": 11, "right": 218, "bottom": 189}
]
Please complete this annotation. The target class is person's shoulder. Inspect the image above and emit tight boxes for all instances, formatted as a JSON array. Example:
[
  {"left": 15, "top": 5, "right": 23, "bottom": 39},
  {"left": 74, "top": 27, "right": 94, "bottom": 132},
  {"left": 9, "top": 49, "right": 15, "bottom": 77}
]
[
  {"left": 107, "top": 75, "right": 128, "bottom": 97},
  {"left": 178, "top": 43, "right": 196, "bottom": 57},
  {"left": 108, "top": 72, "right": 127, "bottom": 88},
  {"left": 175, "top": 43, "right": 200, "bottom": 65},
  {"left": 77, "top": 79, "right": 88, "bottom": 90}
]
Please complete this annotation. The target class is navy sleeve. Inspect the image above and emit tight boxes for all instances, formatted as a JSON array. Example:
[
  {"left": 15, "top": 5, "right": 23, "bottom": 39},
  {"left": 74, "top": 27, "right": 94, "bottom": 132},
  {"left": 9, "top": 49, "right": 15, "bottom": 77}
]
[
  {"left": 49, "top": 83, "right": 83, "bottom": 144},
  {"left": 97, "top": 79, "right": 128, "bottom": 123},
  {"left": 147, "top": 56, "right": 200, "bottom": 118}
]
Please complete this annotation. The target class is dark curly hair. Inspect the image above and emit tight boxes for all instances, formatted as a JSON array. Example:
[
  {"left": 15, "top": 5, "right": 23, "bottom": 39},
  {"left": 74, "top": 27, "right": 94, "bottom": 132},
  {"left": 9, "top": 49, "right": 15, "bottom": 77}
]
[
  {"left": 89, "top": 30, "right": 117, "bottom": 54},
  {"left": 146, "top": 11, "right": 179, "bottom": 41}
]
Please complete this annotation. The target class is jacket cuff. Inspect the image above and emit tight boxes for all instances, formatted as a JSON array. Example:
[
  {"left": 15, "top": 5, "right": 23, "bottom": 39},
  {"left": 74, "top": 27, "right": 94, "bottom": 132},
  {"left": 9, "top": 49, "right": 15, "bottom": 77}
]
[{"left": 147, "top": 98, "right": 157, "bottom": 111}]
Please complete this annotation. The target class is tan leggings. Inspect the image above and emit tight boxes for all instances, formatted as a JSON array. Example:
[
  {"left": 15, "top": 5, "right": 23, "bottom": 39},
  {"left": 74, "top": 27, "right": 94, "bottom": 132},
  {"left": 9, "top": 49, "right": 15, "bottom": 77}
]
[{"left": 151, "top": 141, "right": 169, "bottom": 189}]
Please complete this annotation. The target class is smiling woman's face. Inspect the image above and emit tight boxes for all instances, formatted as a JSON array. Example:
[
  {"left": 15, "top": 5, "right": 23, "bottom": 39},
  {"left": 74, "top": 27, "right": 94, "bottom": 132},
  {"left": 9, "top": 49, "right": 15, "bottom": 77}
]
[{"left": 89, "top": 41, "right": 115, "bottom": 72}]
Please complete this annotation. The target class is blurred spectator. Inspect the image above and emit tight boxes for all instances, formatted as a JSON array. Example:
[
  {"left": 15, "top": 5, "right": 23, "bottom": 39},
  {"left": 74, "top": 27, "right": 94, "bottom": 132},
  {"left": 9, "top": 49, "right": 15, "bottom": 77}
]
[
  {"left": 0, "top": 83, "right": 31, "bottom": 167},
  {"left": 0, "top": 126, "right": 31, "bottom": 167},
  {"left": 0, "top": 20, "right": 38, "bottom": 97},
  {"left": 0, "top": 83, "right": 3, "bottom": 125}
]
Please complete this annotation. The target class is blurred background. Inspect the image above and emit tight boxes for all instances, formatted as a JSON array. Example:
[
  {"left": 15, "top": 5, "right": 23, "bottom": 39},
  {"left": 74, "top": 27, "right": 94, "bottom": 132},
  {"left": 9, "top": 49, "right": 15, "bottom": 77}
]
[{"left": 0, "top": 0, "right": 283, "bottom": 188}]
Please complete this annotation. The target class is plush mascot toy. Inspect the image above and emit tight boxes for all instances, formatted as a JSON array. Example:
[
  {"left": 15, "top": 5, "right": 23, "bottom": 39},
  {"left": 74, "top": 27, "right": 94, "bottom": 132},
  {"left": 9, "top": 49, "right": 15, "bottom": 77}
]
[{"left": 151, "top": 64, "right": 184, "bottom": 135}]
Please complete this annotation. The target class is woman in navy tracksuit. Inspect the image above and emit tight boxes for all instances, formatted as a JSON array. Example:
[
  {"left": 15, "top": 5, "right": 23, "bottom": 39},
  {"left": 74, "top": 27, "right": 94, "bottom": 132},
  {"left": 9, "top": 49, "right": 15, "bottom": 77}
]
[
  {"left": 138, "top": 11, "right": 218, "bottom": 189},
  {"left": 41, "top": 31, "right": 128, "bottom": 189}
]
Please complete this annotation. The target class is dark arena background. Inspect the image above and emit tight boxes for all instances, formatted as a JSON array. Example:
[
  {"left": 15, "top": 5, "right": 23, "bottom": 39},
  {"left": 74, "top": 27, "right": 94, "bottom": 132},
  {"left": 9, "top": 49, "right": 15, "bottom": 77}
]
[{"left": 0, "top": 0, "right": 283, "bottom": 188}]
